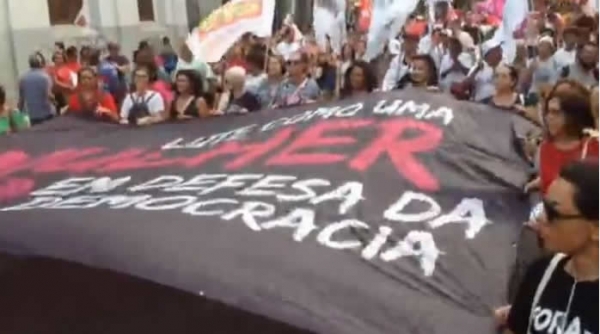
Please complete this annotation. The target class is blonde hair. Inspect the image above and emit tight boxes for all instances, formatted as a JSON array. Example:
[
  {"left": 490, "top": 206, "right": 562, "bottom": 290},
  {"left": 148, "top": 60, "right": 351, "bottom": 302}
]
[{"left": 224, "top": 66, "right": 246, "bottom": 89}]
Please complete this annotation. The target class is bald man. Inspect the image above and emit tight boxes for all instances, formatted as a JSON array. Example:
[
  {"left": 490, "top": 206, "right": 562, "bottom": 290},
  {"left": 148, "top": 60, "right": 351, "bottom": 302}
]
[{"left": 219, "top": 66, "right": 261, "bottom": 114}]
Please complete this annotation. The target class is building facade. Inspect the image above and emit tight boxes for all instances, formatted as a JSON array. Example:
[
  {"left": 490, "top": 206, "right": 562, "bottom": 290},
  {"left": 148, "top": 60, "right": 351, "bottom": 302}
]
[
  {"left": 0, "top": 0, "right": 196, "bottom": 99},
  {"left": 0, "top": 0, "right": 313, "bottom": 99}
]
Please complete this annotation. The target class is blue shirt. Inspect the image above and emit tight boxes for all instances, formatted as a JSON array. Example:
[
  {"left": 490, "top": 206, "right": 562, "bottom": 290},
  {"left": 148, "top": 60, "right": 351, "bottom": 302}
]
[
  {"left": 19, "top": 69, "right": 54, "bottom": 120},
  {"left": 272, "top": 78, "right": 320, "bottom": 108},
  {"left": 98, "top": 60, "right": 122, "bottom": 95}
]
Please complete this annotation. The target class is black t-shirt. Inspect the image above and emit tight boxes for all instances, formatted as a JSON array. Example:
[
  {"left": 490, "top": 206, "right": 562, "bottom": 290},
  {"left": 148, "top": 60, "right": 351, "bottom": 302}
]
[
  {"left": 507, "top": 256, "right": 598, "bottom": 334},
  {"left": 226, "top": 91, "right": 261, "bottom": 114}
]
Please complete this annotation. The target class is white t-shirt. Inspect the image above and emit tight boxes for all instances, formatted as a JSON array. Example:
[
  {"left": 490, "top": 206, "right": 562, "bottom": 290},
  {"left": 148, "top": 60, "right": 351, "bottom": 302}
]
[
  {"left": 275, "top": 41, "right": 301, "bottom": 60},
  {"left": 438, "top": 52, "right": 474, "bottom": 93},
  {"left": 526, "top": 57, "right": 559, "bottom": 94},
  {"left": 553, "top": 48, "right": 576, "bottom": 70},
  {"left": 473, "top": 63, "right": 496, "bottom": 102},
  {"left": 245, "top": 73, "right": 267, "bottom": 94},
  {"left": 120, "top": 90, "right": 165, "bottom": 119}
]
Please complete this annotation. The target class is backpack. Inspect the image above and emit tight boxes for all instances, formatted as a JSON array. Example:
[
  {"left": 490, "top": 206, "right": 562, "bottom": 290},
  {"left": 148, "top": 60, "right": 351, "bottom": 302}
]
[
  {"left": 162, "top": 54, "right": 178, "bottom": 75},
  {"left": 127, "top": 93, "right": 155, "bottom": 125}
]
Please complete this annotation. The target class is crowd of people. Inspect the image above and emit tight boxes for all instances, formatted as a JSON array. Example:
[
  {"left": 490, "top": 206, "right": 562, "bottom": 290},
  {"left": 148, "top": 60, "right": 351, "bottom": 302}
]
[{"left": 0, "top": 1, "right": 598, "bottom": 334}]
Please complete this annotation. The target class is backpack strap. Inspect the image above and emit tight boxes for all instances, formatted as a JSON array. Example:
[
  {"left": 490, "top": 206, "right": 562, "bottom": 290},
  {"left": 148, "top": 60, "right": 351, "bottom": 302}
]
[
  {"left": 527, "top": 253, "right": 567, "bottom": 334},
  {"left": 143, "top": 92, "right": 156, "bottom": 104}
]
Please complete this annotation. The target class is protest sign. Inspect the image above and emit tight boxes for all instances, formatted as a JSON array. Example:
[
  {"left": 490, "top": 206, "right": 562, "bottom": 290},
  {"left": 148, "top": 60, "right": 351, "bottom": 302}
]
[{"left": 0, "top": 90, "right": 532, "bottom": 334}]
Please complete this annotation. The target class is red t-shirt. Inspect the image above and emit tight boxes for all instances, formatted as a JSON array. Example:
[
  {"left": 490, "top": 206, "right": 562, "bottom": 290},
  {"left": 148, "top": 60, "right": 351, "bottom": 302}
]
[
  {"left": 226, "top": 58, "right": 248, "bottom": 70},
  {"left": 539, "top": 138, "right": 599, "bottom": 194},
  {"left": 66, "top": 61, "right": 81, "bottom": 73},
  {"left": 68, "top": 91, "right": 118, "bottom": 115}
]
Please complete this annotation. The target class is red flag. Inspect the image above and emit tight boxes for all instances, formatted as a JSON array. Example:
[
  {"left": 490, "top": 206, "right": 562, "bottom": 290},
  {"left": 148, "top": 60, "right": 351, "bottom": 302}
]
[{"left": 356, "top": 0, "right": 372, "bottom": 32}]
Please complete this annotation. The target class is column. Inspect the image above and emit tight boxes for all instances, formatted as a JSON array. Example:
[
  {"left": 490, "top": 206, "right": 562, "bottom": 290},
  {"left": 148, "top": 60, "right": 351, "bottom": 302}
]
[
  {"left": 7, "top": 0, "right": 52, "bottom": 77},
  {"left": 115, "top": 0, "right": 143, "bottom": 57},
  {"left": 0, "top": 0, "right": 19, "bottom": 100},
  {"left": 89, "top": 0, "right": 120, "bottom": 45}
]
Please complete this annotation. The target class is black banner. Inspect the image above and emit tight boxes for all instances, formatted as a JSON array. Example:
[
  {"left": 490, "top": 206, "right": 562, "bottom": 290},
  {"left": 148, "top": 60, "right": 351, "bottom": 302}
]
[{"left": 0, "top": 89, "right": 533, "bottom": 334}]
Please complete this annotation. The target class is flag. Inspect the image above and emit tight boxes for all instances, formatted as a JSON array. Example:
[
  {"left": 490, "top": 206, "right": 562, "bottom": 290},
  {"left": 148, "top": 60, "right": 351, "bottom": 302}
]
[
  {"left": 187, "top": 0, "right": 276, "bottom": 63},
  {"left": 363, "top": 0, "right": 419, "bottom": 61},
  {"left": 356, "top": 0, "right": 373, "bottom": 32},
  {"left": 490, "top": 0, "right": 530, "bottom": 63},
  {"left": 313, "top": 0, "right": 346, "bottom": 53}
]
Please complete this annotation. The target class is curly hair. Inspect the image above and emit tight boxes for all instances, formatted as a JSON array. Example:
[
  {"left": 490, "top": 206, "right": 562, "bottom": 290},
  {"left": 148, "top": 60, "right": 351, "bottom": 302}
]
[
  {"left": 340, "top": 60, "right": 377, "bottom": 98},
  {"left": 174, "top": 69, "right": 204, "bottom": 97}
]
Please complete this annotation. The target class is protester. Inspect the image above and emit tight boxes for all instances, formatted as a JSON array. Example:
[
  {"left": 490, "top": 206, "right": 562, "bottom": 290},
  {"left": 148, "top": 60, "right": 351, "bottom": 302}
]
[
  {"left": 67, "top": 67, "right": 118, "bottom": 122},
  {"left": 560, "top": 41, "right": 599, "bottom": 88},
  {"left": 0, "top": 85, "right": 29, "bottom": 135},
  {"left": 48, "top": 50, "right": 75, "bottom": 110},
  {"left": 255, "top": 55, "right": 286, "bottom": 108},
  {"left": 225, "top": 43, "right": 249, "bottom": 70},
  {"left": 54, "top": 41, "right": 65, "bottom": 53},
  {"left": 160, "top": 36, "right": 178, "bottom": 76},
  {"left": 275, "top": 25, "right": 301, "bottom": 60},
  {"left": 144, "top": 61, "right": 173, "bottom": 111},
  {"left": 512, "top": 42, "right": 529, "bottom": 75},
  {"left": 101, "top": 42, "right": 131, "bottom": 105},
  {"left": 271, "top": 51, "right": 320, "bottom": 108},
  {"left": 314, "top": 50, "right": 338, "bottom": 100},
  {"left": 120, "top": 66, "right": 165, "bottom": 126},
  {"left": 217, "top": 66, "right": 261, "bottom": 115},
  {"left": 525, "top": 36, "right": 559, "bottom": 100},
  {"left": 340, "top": 60, "right": 377, "bottom": 99},
  {"left": 65, "top": 46, "right": 81, "bottom": 73},
  {"left": 244, "top": 45, "right": 267, "bottom": 95},
  {"left": 170, "top": 69, "right": 211, "bottom": 119},
  {"left": 19, "top": 54, "right": 55, "bottom": 125},
  {"left": 439, "top": 36, "right": 473, "bottom": 93},
  {"left": 506, "top": 160, "right": 598, "bottom": 334},
  {"left": 554, "top": 27, "right": 579, "bottom": 69},
  {"left": 134, "top": 45, "right": 171, "bottom": 83},
  {"left": 468, "top": 41, "right": 503, "bottom": 102},
  {"left": 174, "top": 42, "right": 214, "bottom": 86},
  {"left": 79, "top": 46, "right": 93, "bottom": 67},
  {"left": 484, "top": 64, "right": 524, "bottom": 110},
  {"left": 382, "top": 34, "right": 419, "bottom": 91},
  {"left": 396, "top": 54, "right": 439, "bottom": 90},
  {"left": 525, "top": 81, "right": 598, "bottom": 195}
]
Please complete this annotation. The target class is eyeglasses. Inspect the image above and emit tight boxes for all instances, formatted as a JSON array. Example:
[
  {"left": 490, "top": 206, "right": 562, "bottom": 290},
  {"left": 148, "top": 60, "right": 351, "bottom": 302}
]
[
  {"left": 542, "top": 199, "right": 584, "bottom": 224},
  {"left": 287, "top": 60, "right": 302, "bottom": 65}
]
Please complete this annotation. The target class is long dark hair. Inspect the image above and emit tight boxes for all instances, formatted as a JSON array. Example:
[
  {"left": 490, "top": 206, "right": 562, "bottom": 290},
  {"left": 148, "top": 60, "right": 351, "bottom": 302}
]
[
  {"left": 174, "top": 69, "right": 204, "bottom": 97},
  {"left": 340, "top": 61, "right": 377, "bottom": 98},
  {"left": 396, "top": 54, "right": 438, "bottom": 89}
]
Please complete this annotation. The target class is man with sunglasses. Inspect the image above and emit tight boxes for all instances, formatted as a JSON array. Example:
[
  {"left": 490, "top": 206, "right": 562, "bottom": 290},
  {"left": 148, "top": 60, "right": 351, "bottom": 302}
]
[
  {"left": 505, "top": 160, "right": 598, "bottom": 334},
  {"left": 271, "top": 52, "right": 320, "bottom": 109}
]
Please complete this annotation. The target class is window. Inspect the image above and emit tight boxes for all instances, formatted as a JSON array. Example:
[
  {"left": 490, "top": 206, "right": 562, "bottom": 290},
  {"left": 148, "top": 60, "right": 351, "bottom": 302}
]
[
  {"left": 138, "top": 0, "right": 155, "bottom": 21},
  {"left": 47, "top": 0, "right": 82, "bottom": 25}
]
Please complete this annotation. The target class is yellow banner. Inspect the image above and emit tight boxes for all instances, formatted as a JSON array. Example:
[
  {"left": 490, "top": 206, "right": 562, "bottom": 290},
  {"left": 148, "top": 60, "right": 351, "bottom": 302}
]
[{"left": 198, "top": 0, "right": 263, "bottom": 36}]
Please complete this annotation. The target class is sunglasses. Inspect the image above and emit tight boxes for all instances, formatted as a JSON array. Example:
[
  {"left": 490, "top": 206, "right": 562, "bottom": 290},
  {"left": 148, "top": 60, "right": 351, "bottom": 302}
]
[{"left": 542, "top": 199, "right": 584, "bottom": 224}]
